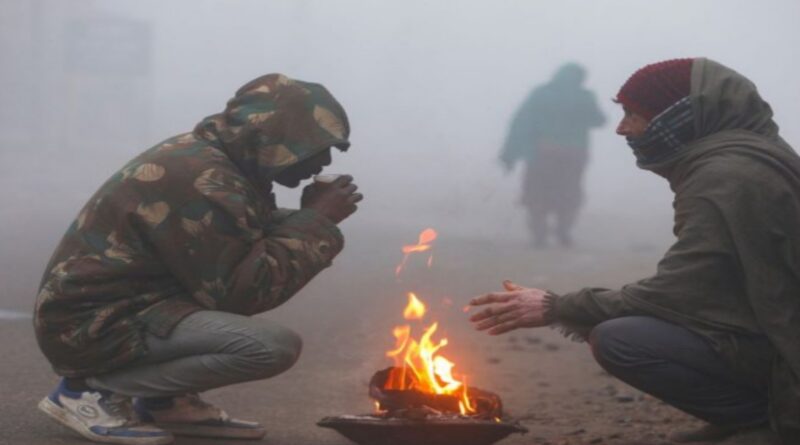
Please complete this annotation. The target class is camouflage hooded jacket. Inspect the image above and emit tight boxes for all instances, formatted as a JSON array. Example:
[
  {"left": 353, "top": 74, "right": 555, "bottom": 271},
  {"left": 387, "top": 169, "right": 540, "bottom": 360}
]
[{"left": 34, "top": 74, "right": 350, "bottom": 378}]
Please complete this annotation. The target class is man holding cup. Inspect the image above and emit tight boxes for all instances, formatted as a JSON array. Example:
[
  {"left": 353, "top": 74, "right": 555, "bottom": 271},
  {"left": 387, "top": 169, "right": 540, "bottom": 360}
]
[{"left": 34, "top": 73, "right": 361, "bottom": 444}]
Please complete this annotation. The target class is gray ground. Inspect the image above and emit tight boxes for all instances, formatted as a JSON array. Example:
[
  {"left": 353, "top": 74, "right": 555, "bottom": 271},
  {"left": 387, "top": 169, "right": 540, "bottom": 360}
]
[{"left": 0, "top": 218, "right": 778, "bottom": 445}]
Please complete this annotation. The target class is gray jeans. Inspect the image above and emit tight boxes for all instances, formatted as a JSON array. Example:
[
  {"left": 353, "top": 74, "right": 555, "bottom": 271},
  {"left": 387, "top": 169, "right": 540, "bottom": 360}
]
[
  {"left": 590, "top": 316, "right": 771, "bottom": 427},
  {"left": 87, "top": 311, "right": 302, "bottom": 398}
]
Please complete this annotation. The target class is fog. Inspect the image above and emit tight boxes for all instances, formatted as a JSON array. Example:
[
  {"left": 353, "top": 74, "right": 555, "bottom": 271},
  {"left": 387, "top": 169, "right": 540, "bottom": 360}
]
[{"left": 2, "top": 0, "right": 800, "bottom": 311}]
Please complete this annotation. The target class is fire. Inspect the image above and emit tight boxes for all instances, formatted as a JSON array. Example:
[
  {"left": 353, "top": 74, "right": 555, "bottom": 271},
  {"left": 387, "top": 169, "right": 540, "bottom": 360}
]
[
  {"left": 403, "top": 293, "right": 426, "bottom": 319},
  {"left": 384, "top": 293, "right": 476, "bottom": 415},
  {"left": 395, "top": 228, "right": 438, "bottom": 277}
]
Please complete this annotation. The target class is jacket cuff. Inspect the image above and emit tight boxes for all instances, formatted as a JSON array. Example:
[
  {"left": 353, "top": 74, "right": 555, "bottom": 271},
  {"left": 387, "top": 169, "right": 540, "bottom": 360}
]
[
  {"left": 544, "top": 291, "right": 594, "bottom": 342},
  {"left": 542, "top": 291, "right": 560, "bottom": 324}
]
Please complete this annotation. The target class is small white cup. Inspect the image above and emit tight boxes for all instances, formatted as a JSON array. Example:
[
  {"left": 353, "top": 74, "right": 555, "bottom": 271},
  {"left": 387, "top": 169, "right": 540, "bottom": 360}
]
[{"left": 313, "top": 174, "right": 342, "bottom": 184}]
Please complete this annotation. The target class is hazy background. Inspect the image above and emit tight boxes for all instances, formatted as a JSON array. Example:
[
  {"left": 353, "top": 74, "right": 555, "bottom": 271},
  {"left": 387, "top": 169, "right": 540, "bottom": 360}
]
[
  {"left": 2, "top": 0, "right": 800, "bottom": 312},
  {"left": 2, "top": 2, "right": 800, "bottom": 443}
]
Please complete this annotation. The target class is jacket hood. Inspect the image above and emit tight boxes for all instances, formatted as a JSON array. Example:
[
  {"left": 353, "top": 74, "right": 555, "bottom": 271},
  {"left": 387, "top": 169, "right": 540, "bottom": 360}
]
[
  {"left": 551, "top": 62, "right": 586, "bottom": 87},
  {"left": 193, "top": 73, "right": 350, "bottom": 187},
  {"left": 636, "top": 59, "right": 784, "bottom": 179},
  {"left": 691, "top": 58, "right": 779, "bottom": 140}
]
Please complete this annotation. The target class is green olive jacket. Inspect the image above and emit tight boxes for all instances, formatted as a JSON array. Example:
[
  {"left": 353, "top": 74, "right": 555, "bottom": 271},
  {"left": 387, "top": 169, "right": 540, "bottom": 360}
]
[{"left": 552, "top": 59, "right": 800, "bottom": 442}]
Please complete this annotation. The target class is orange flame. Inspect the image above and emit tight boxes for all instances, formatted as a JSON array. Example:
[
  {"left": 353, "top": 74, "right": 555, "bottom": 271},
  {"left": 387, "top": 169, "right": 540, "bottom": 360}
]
[
  {"left": 384, "top": 293, "right": 476, "bottom": 415},
  {"left": 395, "top": 228, "right": 438, "bottom": 277},
  {"left": 403, "top": 293, "right": 426, "bottom": 319}
]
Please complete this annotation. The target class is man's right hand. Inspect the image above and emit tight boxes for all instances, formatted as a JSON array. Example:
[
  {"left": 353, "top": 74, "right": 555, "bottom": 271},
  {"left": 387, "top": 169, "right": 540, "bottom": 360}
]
[
  {"left": 468, "top": 280, "right": 551, "bottom": 335},
  {"left": 301, "top": 175, "right": 363, "bottom": 224}
]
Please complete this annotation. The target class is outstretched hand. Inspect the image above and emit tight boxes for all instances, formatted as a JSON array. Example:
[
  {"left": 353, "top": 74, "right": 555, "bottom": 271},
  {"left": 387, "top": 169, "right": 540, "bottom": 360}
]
[{"left": 468, "top": 280, "right": 551, "bottom": 335}]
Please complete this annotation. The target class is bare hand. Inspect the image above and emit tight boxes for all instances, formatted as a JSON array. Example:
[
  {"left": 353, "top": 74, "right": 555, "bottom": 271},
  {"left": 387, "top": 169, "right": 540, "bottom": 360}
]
[
  {"left": 301, "top": 175, "right": 363, "bottom": 224},
  {"left": 468, "top": 280, "right": 550, "bottom": 335}
]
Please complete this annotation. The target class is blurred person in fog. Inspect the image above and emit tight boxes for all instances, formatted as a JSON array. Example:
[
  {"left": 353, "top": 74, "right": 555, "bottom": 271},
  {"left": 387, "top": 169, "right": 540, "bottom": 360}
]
[
  {"left": 499, "top": 62, "right": 606, "bottom": 248},
  {"left": 34, "top": 74, "right": 362, "bottom": 445},
  {"left": 472, "top": 59, "right": 800, "bottom": 444}
]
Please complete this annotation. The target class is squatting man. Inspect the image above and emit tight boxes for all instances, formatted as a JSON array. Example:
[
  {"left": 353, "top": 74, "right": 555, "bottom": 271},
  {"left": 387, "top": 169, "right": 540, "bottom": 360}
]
[
  {"left": 34, "top": 74, "right": 362, "bottom": 444},
  {"left": 470, "top": 58, "right": 800, "bottom": 445}
]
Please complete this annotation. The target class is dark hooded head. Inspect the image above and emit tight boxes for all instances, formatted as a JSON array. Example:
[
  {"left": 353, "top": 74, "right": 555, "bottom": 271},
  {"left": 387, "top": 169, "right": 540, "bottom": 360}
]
[
  {"left": 193, "top": 74, "right": 350, "bottom": 189},
  {"left": 551, "top": 62, "right": 586, "bottom": 87},
  {"left": 691, "top": 58, "right": 778, "bottom": 141}
]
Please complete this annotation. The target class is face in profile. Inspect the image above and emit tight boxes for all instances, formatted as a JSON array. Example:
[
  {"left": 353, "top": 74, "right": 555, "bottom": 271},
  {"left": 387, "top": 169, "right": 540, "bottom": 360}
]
[
  {"left": 616, "top": 108, "right": 650, "bottom": 139},
  {"left": 273, "top": 147, "right": 333, "bottom": 188}
]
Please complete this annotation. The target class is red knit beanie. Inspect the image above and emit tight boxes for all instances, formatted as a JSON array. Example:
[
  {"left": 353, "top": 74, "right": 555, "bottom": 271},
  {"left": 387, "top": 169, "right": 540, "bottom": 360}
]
[{"left": 616, "top": 59, "right": 694, "bottom": 120}]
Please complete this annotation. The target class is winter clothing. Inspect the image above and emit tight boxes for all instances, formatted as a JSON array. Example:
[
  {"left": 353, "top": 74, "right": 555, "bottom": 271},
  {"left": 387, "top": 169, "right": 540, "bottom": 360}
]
[
  {"left": 616, "top": 58, "right": 693, "bottom": 120},
  {"left": 500, "top": 63, "right": 605, "bottom": 246},
  {"left": 500, "top": 63, "right": 605, "bottom": 167},
  {"left": 627, "top": 96, "right": 695, "bottom": 165},
  {"left": 550, "top": 58, "right": 800, "bottom": 443},
  {"left": 34, "top": 73, "right": 349, "bottom": 378},
  {"left": 521, "top": 145, "right": 586, "bottom": 246}
]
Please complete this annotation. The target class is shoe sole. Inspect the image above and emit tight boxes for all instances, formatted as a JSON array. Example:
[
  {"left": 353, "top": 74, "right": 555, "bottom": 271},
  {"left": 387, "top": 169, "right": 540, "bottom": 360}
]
[
  {"left": 38, "top": 397, "right": 174, "bottom": 445},
  {"left": 157, "top": 422, "right": 266, "bottom": 440}
]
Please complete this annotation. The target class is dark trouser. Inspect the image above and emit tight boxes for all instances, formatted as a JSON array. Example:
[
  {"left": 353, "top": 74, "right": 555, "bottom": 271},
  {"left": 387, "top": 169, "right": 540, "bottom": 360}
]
[
  {"left": 522, "top": 149, "right": 586, "bottom": 246},
  {"left": 589, "top": 316, "right": 769, "bottom": 427}
]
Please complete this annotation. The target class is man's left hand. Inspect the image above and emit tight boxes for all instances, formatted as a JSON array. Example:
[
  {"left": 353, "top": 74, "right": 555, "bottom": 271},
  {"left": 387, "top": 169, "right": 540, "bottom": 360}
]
[{"left": 468, "top": 280, "right": 551, "bottom": 335}]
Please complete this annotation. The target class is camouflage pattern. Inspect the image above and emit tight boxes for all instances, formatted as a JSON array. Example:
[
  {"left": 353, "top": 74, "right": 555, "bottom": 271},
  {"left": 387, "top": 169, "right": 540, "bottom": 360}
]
[{"left": 34, "top": 74, "right": 351, "bottom": 377}]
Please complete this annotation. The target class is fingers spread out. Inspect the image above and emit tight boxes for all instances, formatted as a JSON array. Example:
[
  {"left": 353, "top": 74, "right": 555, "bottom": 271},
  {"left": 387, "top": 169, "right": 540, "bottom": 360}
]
[
  {"left": 470, "top": 292, "right": 515, "bottom": 307},
  {"left": 472, "top": 308, "right": 521, "bottom": 331},
  {"left": 348, "top": 192, "right": 364, "bottom": 203},
  {"left": 469, "top": 303, "right": 516, "bottom": 322},
  {"left": 503, "top": 280, "right": 525, "bottom": 291},
  {"left": 488, "top": 320, "right": 521, "bottom": 335}
]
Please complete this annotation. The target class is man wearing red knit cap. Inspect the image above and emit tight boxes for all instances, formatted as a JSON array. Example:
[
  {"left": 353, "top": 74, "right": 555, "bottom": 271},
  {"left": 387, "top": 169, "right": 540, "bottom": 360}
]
[
  {"left": 469, "top": 58, "right": 800, "bottom": 444},
  {"left": 617, "top": 58, "right": 693, "bottom": 121}
]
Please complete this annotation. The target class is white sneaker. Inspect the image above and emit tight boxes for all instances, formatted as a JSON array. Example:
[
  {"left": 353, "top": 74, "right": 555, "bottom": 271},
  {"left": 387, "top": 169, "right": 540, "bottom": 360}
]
[
  {"left": 134, "top": 393, "right": 265, "bottom": 440},
  {"left": 38, "top": 379, "right": 173, "bottom": 445}
]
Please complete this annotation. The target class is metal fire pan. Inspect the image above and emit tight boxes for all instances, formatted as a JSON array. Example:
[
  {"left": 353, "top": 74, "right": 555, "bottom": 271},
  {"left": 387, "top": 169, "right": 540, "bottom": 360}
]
[{"left": 318, "top": 415, "right": 528, "bottom": 445}]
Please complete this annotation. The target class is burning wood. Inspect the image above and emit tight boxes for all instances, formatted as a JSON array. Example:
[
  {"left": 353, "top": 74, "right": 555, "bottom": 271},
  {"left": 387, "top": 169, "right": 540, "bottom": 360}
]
[
  {"left": 381, "top": 292, "right": 479, "bottom": 415},
  {"left": 318, "top": 229, "right": 527, "bottom": 445},
  {"left": 369, "top": 367, "right": 503, "bottom": 420}
]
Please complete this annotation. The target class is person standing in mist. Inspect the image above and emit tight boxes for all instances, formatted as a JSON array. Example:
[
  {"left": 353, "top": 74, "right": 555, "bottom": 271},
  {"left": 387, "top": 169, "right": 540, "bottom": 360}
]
[
  {"left": 499, "top": 63, "right": 606, "bottom": 248},
  {"left": 34, "top": 74, "right": 362, "bottom": 445},
  {"left": 470, "top": 59, "right": 800, "bottom": 444}
]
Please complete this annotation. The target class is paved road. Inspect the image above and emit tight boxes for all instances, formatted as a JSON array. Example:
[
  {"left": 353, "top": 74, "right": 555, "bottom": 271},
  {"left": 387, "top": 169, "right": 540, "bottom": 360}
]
[{"left": 4, "top": 223, "right": 729, "bottom": 445}]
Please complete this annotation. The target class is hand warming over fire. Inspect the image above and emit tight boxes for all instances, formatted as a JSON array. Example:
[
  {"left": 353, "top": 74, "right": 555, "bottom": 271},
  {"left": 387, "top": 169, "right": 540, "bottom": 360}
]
[{"left": 468, "top": 280, "right": 551, "bottom": 335}]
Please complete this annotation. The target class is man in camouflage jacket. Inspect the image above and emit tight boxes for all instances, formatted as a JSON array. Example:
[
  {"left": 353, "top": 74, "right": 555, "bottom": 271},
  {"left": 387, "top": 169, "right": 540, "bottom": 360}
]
[{"left": 34, "top": 74, "right": 361, "bottom": 444}]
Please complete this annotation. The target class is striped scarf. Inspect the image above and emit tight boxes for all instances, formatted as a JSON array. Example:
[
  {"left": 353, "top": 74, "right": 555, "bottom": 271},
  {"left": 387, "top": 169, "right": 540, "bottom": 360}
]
[{"left": 628, "top": 96, "right": 695, "bottom": 167}]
